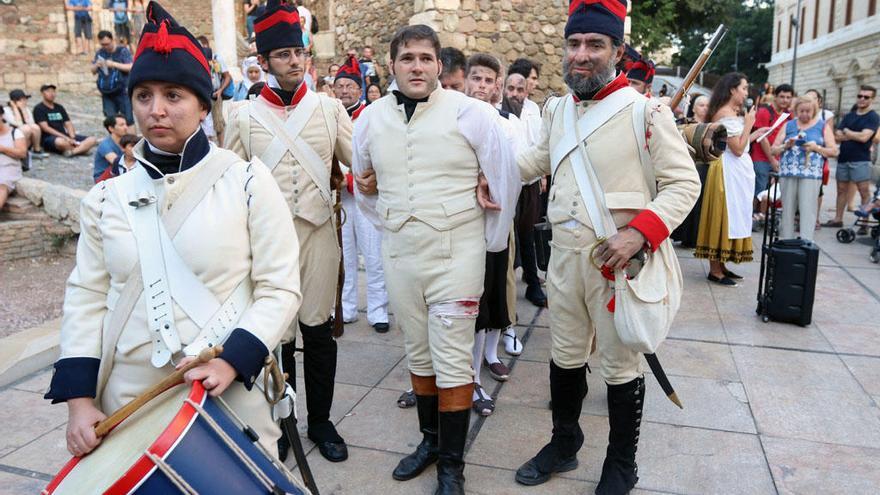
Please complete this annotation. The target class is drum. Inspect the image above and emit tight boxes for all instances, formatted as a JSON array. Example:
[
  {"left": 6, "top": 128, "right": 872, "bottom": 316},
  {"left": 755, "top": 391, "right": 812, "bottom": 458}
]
[{"left": 43, "top": 381, "right": 308, "bottom": 495}]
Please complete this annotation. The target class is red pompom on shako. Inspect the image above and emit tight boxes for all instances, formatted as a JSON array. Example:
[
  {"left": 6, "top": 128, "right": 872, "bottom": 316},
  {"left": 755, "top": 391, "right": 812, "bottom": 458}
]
[
  {"left": 627, "top": 59, "right": 655, "bottom": 85},
  {"left": 334, "top": 55, "right": 363, "bottom": 86},
  {"left": 128, "top": 1, "right": 213, "bottom": 106}
]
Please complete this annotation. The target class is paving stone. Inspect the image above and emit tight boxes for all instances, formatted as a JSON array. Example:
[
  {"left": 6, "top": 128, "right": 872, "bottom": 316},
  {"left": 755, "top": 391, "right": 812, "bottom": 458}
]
[
  {"left": 335, "top": 388, "right": 429, "bottom": 454},
  {"left": 335, "top": 340, "right": 406, "bottom": 388},
  {"left": 289, "top": 381, "right": 372, "bottom": 439},
  {"left": 656, "top": 340, "right": 739, "bottom": 382},
  {"left": 721, "top": 310, "right": 835, "bottom": 352},
  {"left": 818, "top": 321, "right": 880, "bottom": 357},
  {"left": 762, "top": 436, "right": 880, "bottom": 495},
  {"left": 1, "top": 425, "right": 68, "bottom": 477},
  {"left": 10, "top": 368, "right": 52, "bottom": 394},
  {"left": 0, "top": 471, "right": 48, "bottom": 495},
  {"left": 303, "top": 445, "right": 436, "bottom": 495},
  {"left": 336, "top": 313, "right": 405, "bottom": 349},
  {"left": 0, "top": 388, "right": 67, "bottom": 456},
  {"left": 732, "top": 347, "right": 880, "bottom": 448},
  {"left": 841, "top": 355, "right": 880, "bottom": 397},
  {"left": 375, "top": 358, "right": 413, "bottom": 393},
  {"left": 642, "top": 376, "right": 755, "bottom": 434}
]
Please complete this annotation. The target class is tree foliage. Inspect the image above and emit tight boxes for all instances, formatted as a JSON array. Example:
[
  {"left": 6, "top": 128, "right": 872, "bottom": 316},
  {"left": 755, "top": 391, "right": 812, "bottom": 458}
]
[{"left": 630, "top": 0, "right": 774, "bottom": 84}]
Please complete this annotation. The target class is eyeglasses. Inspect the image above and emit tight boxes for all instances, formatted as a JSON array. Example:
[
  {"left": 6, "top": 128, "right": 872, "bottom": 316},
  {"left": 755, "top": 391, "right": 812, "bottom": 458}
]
[
  {"left": 857, "top": 94, "right": 874, "bottom": 100},
  {"left": 268, "top": 48, "right": 306, "bottom": 63}
]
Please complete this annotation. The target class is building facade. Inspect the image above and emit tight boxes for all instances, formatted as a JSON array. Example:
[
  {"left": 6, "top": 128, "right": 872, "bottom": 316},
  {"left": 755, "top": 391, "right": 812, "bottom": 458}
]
[{"left": 766, "top": 0, "right": 879, "bottom": 116}]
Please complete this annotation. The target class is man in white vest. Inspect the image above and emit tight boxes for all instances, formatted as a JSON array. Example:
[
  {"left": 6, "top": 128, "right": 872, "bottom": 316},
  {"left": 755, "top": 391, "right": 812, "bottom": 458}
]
[
  {"left": 352, "top": 25, "right": 520, "bottom": 495},
  {"left": 478, "top": 2, "right": 699, "bottom": 494},
  {"left": 225, "top": 0, "right": 353, "bottom": 463},
  {"left": 333, "top": 55, "right": 390, "bottom": 333}
]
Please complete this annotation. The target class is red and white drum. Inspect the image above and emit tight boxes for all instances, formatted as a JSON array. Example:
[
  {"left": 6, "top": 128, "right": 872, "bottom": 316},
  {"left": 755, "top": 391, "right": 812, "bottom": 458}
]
[{"left": 44, "top": 381, "right": 308, "bottom": 494}]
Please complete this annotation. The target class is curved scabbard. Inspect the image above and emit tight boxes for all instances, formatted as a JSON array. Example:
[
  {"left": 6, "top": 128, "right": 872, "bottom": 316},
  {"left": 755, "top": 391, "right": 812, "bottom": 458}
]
[{"left": 644, "top": 353, "right": 683, "bottom": 409}]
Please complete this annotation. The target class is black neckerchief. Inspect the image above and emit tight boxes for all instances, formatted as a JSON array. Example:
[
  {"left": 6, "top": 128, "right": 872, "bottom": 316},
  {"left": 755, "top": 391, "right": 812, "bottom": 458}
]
[
  {"left": 574, "top": 88, "right": 600, "bottom": 102},
  {"left": 393, "top": 90, "right": 430, "bottom": 122},
  {"left": 141, "top": 127, "right": 211, "bottom": 179},
  {"left": 345, "top": 101, "right": 361, "bottom": 117},
  {"left": 271, "top": 86, "right": 297, "bottom": 106}
]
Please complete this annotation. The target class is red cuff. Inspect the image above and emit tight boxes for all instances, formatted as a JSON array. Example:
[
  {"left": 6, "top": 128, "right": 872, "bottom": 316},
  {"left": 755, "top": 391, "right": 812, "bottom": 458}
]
[
  {"left": 346, "top": 173, "right": 354, "bottom": 194},
  {"left": 627, "top": 209, "right": 669, "bottom": 252}
]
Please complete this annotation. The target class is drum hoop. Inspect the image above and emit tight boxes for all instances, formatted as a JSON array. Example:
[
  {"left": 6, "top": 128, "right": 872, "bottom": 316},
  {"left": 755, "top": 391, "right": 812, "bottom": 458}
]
[{"left": 43, "top": 383, "right": 208, "bottom": 495}]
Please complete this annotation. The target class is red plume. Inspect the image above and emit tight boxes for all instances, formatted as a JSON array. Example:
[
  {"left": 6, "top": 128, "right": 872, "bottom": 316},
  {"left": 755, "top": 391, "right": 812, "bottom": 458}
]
[{"left": 155, "top": 20, "right": 171, "bottom": 54}]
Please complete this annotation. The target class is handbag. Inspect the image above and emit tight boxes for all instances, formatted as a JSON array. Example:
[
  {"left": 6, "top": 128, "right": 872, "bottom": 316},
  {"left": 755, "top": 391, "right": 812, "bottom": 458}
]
[{"left": 567, "top": 95, "right": 683, "bottom": 354}]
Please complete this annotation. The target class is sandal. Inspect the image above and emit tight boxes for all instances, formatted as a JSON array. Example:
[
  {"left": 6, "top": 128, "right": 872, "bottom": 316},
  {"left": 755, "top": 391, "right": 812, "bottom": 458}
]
[
  {"left": 397, "top": 389, "right": 416, "bottom": 408},
  {"left": 472, "top": 384, "right": 495, "bottom": 417},
  {"left": 822, "top": 220, "right": 843, "bottom": 228}
]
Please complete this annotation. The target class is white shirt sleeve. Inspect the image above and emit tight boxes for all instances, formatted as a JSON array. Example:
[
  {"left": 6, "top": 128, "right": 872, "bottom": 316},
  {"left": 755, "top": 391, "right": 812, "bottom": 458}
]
[
  {"left": 458, "top": 98, "right": 522, "bottom": 252},
  {"left": 351, "top": 108, "right": 382, "bottom": 228}
]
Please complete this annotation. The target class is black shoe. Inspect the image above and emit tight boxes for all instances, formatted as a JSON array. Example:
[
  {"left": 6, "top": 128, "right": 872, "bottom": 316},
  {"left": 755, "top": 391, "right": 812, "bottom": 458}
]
[
  {"left": 525, "top": 284, "right": 547, "bottom": 307},
  {"left": 595, "top": 377, "right": 645, "bottom": 495},
  {"left": 393, "top": 395, "right": 439, "bottom": 480},
  {"left": 722, "top": 268, "right": 743, "bottom": 280},
  {"left": 707, "top": 274, "right": 737, "bottom": 286},
  {"left": 435, "top": 408, "right": 469, "bottom": 495},
  {"left": 373, "top": 322, "right": 390, "bottom": 333},
  {"left": 314, "top": 440, "right": 349, "bottom": 462},
  {"left": 515, "top": 361, "right": 587, "bottom": 486},
  {"left": 514, "top": 443, "right": 578, "bottom": 485}
]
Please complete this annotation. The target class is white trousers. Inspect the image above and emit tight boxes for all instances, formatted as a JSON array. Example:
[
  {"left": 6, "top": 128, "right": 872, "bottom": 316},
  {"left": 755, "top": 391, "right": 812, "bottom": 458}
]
[
  {"left": 341, "top": 192, "right": 389, "bottom": 325},
  {"left": 779, "top": 177, "right": 821, "bottom": 241}
]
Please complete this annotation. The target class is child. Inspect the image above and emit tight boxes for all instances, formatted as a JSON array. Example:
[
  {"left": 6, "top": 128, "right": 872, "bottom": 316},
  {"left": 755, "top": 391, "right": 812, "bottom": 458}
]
[{"left": 95, "top": 134, "right": 139, "bottom": 182}]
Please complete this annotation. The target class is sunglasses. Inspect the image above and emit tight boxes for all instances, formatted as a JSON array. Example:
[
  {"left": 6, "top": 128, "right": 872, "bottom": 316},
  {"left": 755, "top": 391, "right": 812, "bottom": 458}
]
[{"left": 857, "top": 94, "right": 874, "bottom": 100}]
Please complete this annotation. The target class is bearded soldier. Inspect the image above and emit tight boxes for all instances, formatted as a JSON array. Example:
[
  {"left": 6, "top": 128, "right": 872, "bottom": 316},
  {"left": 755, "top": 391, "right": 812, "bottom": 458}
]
[
  {"left": 225, "top": 0, "right": 352, "bottom": 463},
  {"left": 477, "top": 2, "right": 699, "bottom": 494}
]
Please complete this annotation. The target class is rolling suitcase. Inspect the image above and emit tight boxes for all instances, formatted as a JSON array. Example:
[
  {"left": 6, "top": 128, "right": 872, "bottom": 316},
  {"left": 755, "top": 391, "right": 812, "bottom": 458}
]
[{"left": 756, "top": 174, "right": 819, "bottom": 326}]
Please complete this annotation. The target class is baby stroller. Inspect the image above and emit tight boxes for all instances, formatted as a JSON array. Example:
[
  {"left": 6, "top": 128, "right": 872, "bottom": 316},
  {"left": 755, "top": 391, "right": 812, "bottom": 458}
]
[{"left": 836, "top": 207, "right": 880, "bottom": 245}]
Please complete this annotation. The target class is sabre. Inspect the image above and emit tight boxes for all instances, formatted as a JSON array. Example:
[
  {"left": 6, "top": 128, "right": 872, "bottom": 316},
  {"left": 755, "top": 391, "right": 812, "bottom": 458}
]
[
  {"left": 670, "top": 24, "right": 729, "bottom": 111},
  {"left": 644, "top": 353, "right": 682, "bottom": 409}
]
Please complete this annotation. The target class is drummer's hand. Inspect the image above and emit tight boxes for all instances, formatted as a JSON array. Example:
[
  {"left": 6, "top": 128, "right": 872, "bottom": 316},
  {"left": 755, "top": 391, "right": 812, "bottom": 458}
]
[
  {"left": 476, "top": 174, "right": 501, "bottom": 211},
  {"left": 596, "top": 227, "right": 646, "bottom": 270},
  {"left": 355, "top": 169, "right": 377, "bottom": 194},
  {"left": 182, "top": 358, "right": 238, "bottom": 397},
  {"left": 66, "top": 398, "right": 107, "bottom": 457}
]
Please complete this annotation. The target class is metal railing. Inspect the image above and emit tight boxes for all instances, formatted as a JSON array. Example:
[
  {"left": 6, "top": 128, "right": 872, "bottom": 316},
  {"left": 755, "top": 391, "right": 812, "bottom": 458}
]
[{"left": 63, "top": 3, "right": 146, "bottom": 54}]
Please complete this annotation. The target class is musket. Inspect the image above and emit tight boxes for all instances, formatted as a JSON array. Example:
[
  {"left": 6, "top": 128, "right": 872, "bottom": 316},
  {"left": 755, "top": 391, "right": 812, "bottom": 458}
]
[
  {"left": 330, "top": 156, "right": 346, "bottom": 338},
  {"left": 670, "top": 24, "right": 729, "bottom": 111}
]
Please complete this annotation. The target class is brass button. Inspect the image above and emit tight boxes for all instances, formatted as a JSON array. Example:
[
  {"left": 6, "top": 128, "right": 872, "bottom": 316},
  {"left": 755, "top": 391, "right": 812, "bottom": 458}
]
[
  {"left": 166, "top": 176, "right": 175, "bottom": 184},
  {"left": 570, "top": 210, "right": 576, "bottom": 215}
]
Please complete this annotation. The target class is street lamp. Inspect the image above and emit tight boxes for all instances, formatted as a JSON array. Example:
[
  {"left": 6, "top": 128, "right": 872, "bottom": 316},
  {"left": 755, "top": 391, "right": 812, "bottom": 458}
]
[
  {"left": 791, "top": 0, "right": 803, "bottom": 86},
  {"left": 733, "top": 37, "right": 752, "bottom": 72}
]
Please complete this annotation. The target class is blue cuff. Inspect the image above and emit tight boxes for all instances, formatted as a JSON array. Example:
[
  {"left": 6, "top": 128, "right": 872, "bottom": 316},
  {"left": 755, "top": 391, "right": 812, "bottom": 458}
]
[
  {"left": 221, "top": 328, "right": 269, "bottom": 391},
  {"left": 44, "top": 357, "right": 101, "bottom": 404}
]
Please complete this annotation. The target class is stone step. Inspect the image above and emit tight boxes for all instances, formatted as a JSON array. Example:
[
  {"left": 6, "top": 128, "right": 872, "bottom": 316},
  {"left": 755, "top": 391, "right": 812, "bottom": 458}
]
[{"left": 0, "top": 195, "right": 44, "bottom": 221}]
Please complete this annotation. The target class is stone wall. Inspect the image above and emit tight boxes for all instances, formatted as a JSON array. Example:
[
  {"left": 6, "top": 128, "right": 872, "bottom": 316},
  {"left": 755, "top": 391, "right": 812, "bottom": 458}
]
[
  {"left": 0, "top": 179, "right": 79, "bottom": 262},
  {"left": 327, "top": 0, "right": 570, "bottom": 99},
  {"left": 0, "top": 0, "right": 234, "bottom": 94},
  {"left": 332, "top": 0, "right": 414, "bottom": 64}
]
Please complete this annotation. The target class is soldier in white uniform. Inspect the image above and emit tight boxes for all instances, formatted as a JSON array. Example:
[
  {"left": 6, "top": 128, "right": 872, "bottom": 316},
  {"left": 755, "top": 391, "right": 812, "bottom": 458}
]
[
  {"left": 479, "top": 2, "right": 699, "bottom": 494},
  {"left": 225, "top": 0, "right": 353, "bottom": 463},
  {"left": 352, "top": 25, "right": 520, "bottom": 495},
  {"left": 45, "top": 1, "right": 301, "bottom": 460},
  {"left": 333, "top": 56, "right": 390, "bottom": 333}
]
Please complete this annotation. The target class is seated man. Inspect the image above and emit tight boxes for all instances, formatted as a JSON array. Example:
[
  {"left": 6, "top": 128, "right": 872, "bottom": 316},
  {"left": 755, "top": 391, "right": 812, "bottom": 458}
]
[
  {"left": 92, "top": 114, "right": 128, "bottom": 181},
  {"left": 32, "top": 84, "right": 97, "bottom": 157}
]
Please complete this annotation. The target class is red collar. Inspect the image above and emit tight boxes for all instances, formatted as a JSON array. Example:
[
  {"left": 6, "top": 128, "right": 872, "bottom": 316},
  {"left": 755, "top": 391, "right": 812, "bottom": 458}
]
[
  {"left": 258, "top": 81, "right": 308, "bottom": 107},
  {"left": 571, "top": 72, "right": 631, "bottom": 103},
  {"left": 350, "top": 101, "right": 366, "bottom": 121}
]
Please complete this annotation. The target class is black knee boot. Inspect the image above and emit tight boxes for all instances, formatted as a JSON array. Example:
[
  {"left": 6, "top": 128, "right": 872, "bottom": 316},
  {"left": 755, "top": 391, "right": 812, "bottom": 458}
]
[
  {"left": 596, "top": 376, "right": 645, "bottom": 495},
  {"left": 301, "top": 319, "right": 348, "bottom": 462},
  {"left": 277, "top": 338, "right": 298, "bottom": 462},
  {"left": 393, "top": 394, "right": 439, "bottom": 480},
  {"left": 434, "top": 384, "right": 471, "bottom": 495},
  {"left": 515, "top": 361, "right": 587, "bottom": 486}
]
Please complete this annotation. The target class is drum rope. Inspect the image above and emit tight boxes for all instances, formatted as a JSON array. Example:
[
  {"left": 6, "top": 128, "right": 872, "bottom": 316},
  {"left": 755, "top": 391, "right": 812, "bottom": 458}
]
[
  {"left": 145, "top": 451, "right": 198, "bottom": 495},
  {"left": 213, "top": 396, "right": 305, "bottom": 489},
  {"left": 185, "top": 399, "right": 276, "bottom": 491}
]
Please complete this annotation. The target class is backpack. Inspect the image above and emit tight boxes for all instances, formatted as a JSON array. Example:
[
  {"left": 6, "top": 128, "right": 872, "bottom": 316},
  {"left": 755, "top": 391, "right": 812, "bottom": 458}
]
[{"left": 96, "top": 49, "right": 125, "bottom": 95}]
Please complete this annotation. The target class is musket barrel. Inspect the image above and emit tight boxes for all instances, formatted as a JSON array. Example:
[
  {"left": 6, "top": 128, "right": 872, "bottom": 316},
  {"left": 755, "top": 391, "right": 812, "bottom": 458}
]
[{"left": 670, "top": 24, "right": 728, "bottom": 110}]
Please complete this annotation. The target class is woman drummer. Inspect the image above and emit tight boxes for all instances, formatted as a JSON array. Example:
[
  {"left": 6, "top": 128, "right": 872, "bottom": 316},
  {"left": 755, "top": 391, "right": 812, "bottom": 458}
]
[{"left": 44, "top": 2, "right": 301, "bottom": 459}]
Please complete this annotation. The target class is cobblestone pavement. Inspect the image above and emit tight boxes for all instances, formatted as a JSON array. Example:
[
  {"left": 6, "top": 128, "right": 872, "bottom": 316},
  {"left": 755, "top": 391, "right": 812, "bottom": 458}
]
[{"left": 22, "top": 92, "right": 107, "bottom": 192}]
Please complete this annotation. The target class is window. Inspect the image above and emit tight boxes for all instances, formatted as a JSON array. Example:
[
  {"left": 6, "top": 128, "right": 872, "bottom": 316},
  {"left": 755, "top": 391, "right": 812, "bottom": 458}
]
[
  {"left": 870, "top": 0, "right": 877, "bottom": 17},
  {"left": 777, "top": 20, "right": 782, "bottom": 52},
  {"left": 845, "top": 0, "right": 852, "bottom": 25},
  {"left": 829, "top": 0, "right": 836, "bottom": 32},
  {"left": 800, "top": 6, "right": 806, "bottom": 43},
  {"left": 788, "top": 14, "right": 793, "bottom": 49},
  {"left": 813, "top": 0, "right": 820, "bottom": 39}
]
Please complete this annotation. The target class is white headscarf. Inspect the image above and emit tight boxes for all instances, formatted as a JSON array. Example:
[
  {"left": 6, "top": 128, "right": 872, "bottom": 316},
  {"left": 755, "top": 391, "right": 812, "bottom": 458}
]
[{"left": 240, "top": 56, "right": 264, "bottom": 91}]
